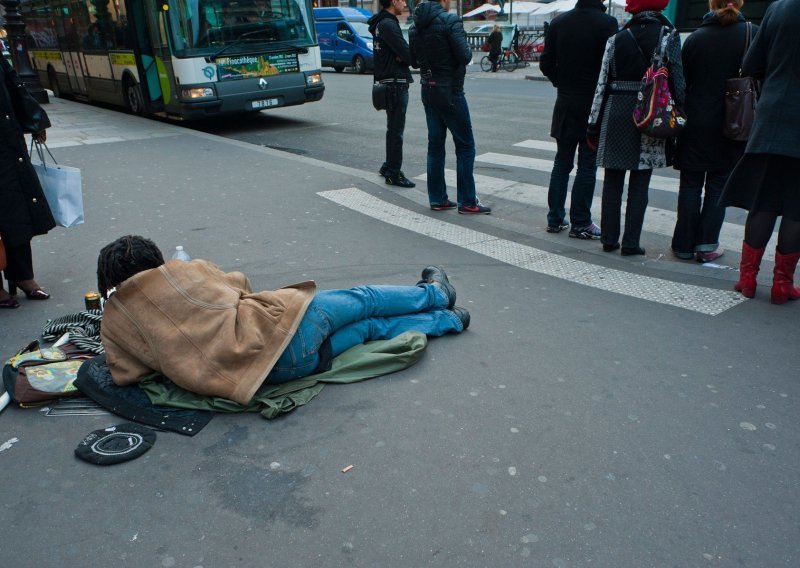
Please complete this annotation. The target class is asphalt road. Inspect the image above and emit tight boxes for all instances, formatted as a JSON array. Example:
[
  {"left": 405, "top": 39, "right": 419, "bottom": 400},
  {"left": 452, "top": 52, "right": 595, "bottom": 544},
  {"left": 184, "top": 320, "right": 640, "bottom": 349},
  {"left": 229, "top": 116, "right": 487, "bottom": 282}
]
[{"left": 0, "top": 73, "right": 797, "bottom": 568}]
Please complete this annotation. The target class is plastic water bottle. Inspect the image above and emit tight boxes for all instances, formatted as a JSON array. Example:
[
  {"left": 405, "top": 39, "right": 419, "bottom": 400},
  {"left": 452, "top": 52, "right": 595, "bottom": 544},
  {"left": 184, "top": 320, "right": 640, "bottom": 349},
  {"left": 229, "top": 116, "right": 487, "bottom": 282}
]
[{"left": 171, "top": 245, "right": 191, "bottom": 261}]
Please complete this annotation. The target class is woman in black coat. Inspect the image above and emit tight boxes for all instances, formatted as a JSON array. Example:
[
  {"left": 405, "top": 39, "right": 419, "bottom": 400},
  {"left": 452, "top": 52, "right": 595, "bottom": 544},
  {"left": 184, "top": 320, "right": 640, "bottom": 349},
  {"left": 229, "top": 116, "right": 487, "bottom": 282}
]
[
  {"left": 719, "top": 0, "right": 800, "bottom": 304},
  {"left": 672, "top": 0, "right": 755, "bottom": 263},
  {"left": 588, "top": 0, "right": 685, "bottom": 256},
  {"left": 0, "top": 56, "right": 55, "bottom": 309}
]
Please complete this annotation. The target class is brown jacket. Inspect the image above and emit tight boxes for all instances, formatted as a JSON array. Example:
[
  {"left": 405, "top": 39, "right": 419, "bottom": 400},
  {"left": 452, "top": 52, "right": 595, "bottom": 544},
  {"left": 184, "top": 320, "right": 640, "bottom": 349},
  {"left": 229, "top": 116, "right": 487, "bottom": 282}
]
[{"left": 100, "top": 259, "right": 316, "bottom": 405}]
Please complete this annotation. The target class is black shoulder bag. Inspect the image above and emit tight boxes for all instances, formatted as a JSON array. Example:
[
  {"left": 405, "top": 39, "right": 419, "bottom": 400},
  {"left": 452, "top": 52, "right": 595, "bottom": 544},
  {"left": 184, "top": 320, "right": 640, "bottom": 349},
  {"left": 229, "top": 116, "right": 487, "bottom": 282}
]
[{"left": 723, "top": 21, "right": 758, "bottom": 141}]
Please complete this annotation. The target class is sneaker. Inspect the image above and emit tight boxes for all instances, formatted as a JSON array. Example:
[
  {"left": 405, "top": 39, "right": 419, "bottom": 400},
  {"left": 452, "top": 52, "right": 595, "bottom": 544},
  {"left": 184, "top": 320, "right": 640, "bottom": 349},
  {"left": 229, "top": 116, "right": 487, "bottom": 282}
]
[
  {"left": 451, "top": 306, "right": 470, "bottom": 331},
  {"left": 569, "top": 223, "right": 602, "bottom": 240},
  {"left": 546, "top": 222, "right": 569, "bottom": 233},
  {"left": 430, "top": 199, "right": 457, "bottom": 211},
  {"left": 379, "top": 164, "right": 388, "bottom": 176},
  {"left": 458, "top": 202, "right": 491, "bottom": 215},
  {"left": 417, "top": 266, "right": 456, "bottom": 309},
  {"left": 385, "top": 174, "right": 416, "bottom": 188},
  {"left": 696, "top": 249, "right": 724, "bottom": 263}
]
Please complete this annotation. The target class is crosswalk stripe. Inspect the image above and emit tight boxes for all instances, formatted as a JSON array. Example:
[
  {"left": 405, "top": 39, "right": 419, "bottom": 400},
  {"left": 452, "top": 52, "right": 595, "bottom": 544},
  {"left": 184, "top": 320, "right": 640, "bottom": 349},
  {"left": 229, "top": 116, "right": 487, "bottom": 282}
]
[
  {"left": 318, "top": 187, "right": 746, "bottom": 316},
  {"left": 414, "top": 170, "right": 777, "bottom": 263},
  {"left": 514, "top": 139, "right": 558, "bottom": 152},
  {"left": 476, "top": 151, "right": 681, "bottom": 194}
]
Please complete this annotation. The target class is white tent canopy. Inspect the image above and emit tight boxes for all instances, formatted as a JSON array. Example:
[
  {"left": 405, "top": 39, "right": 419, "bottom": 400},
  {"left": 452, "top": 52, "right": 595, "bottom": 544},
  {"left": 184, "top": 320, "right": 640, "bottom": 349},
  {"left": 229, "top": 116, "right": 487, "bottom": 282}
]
[{"left": 463, "top": 0, "right": 626, "bottom": 26}]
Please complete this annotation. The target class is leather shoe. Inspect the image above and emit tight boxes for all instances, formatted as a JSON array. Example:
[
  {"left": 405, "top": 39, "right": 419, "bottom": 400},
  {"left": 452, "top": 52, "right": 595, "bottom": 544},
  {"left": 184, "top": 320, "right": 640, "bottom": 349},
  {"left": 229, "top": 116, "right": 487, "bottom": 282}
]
[
  {"left": 602, "top": 243, "right": 620, "bottom": 253},
  {"left": 417, "top": 266, "right": 456, "bottom": 309},
  {"left": 621, "top": 246, "right": 646, "bottom": 256},
  {"left": 0, "top": 294, "right": 20, "bottom": 309},
  {"left": 385, "top": 174, "right": 416, "bottom": 188},
  {"left": 451, "top": 306, "right": 470, "bottom": 331}
]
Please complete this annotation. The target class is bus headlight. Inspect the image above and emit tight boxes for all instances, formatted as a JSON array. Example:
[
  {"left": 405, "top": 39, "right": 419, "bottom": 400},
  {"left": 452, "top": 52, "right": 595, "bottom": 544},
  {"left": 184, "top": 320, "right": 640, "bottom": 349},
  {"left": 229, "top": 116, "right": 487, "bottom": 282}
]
[
  {"left": 181, "top": 87, "right": 215, "bottom": 99},
  {"left": 306, "top": 73, "right": 322, "bottom": 86}
]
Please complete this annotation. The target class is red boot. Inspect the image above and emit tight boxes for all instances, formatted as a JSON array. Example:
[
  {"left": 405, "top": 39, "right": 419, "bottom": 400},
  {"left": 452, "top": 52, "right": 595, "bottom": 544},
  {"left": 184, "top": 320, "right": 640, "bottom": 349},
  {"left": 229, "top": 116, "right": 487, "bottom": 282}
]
[
  {"left": 734, "top": 241, "right": 766, "bottom": 298},
  {"left": 771, "top": 250, "right": 800, "bottom": 305}
]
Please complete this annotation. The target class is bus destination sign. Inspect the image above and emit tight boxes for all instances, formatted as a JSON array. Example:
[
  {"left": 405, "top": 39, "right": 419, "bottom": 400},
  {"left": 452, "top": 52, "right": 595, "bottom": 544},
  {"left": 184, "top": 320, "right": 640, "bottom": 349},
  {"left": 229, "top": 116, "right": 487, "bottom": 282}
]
[{"left": 216, "top": 53, "right": 300, "bottom": 82}]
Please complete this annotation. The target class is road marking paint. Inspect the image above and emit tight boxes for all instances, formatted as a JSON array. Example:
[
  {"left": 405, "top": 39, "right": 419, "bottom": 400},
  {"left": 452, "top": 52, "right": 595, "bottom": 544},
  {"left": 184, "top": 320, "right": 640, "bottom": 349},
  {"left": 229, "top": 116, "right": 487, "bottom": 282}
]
[
  {"left": 416, "top": 169, "right": 777, "bottom": 263},
  {"left": 514, "top": 139, "right": 558, "bottom": 152},
  {"left": 318, "top": 187, "right": 746, "bottom": 316},
  {"left": 476, "top": 152, "right": 681, "bottom": 194}
]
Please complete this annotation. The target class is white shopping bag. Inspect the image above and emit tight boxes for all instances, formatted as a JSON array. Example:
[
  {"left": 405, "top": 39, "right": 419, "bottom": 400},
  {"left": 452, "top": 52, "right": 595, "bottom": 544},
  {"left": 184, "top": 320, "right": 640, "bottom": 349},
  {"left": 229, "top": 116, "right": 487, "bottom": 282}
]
[{"left": 30, "top": 142, "right": 84, "bottom": 228}]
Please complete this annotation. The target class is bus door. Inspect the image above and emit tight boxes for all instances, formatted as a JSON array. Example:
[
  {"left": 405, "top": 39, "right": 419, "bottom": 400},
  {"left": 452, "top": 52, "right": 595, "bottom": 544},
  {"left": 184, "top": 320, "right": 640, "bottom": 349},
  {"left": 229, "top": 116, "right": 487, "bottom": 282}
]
[
  {"left": 126, "top": 0, "right": 165, "bottom": 111},
  {"left": 63, "top": 0, "right": 90, "bottom": 95}
]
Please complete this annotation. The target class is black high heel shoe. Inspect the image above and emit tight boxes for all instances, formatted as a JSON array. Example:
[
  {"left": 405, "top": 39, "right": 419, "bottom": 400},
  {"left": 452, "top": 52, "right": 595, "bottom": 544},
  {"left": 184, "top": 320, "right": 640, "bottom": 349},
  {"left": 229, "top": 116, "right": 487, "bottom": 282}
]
[{"left": 7, "top": 280, "right": 51, "bottom": 300}]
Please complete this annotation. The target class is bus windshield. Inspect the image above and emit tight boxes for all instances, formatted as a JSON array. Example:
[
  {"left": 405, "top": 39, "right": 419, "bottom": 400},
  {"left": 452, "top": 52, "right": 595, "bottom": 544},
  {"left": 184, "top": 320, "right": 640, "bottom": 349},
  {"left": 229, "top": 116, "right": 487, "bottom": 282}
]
[{"left": 166, "top": 0, "right": 315, "bottom": 57}]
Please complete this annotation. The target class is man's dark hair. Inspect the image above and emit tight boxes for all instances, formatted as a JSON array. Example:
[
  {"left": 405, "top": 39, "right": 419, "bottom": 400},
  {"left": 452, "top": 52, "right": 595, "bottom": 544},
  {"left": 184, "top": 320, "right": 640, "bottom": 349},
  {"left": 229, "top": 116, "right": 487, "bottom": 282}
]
[
  {"left": 97, "top": 235, "right": 164, "bottom": 298},
  {"left": 379, "top": 0, "right": 392, "bottom": 9}
]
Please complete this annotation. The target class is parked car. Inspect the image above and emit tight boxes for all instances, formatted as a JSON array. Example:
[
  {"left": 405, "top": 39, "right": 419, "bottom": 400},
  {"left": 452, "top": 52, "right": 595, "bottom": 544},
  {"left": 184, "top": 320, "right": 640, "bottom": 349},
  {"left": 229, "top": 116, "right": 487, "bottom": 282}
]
[
  {"left": 313, "top": 7, "right": 374, "bottom": 74},
  {"left": 467, "top": 24, "right": 494, "bottom": 34}
]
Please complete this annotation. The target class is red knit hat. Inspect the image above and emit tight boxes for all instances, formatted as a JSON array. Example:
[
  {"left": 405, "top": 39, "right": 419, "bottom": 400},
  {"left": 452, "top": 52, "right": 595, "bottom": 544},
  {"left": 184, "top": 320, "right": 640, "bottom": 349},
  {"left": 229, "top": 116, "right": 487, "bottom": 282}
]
[{"left": 625, "top": 0, "right": 669, "bottom": 13}]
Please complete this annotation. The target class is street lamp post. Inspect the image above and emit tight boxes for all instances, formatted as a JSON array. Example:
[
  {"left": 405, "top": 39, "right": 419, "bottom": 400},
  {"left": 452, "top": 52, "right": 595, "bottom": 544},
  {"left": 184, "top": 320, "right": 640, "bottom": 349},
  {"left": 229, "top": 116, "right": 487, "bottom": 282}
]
[{"left": 1, "top": 0, "right": 49, "bottom": 103}]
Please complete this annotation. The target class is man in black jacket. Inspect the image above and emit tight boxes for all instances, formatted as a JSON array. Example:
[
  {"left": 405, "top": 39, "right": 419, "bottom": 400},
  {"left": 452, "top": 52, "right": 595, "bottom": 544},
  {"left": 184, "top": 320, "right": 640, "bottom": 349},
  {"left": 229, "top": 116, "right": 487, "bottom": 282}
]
[
  {"left": 539, "top": 0, "right": 617, "bottom": 238},
  {"left": 410, "top": 0, "right": 490, "bottom": 214},
  {"left": 369, "top": 0, "right": 415, "bottom": 188}
]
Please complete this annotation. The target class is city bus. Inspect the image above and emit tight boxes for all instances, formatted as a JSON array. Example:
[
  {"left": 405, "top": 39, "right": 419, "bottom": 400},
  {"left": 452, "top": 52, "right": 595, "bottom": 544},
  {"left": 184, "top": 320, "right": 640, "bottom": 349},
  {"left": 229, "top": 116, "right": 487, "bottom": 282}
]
[
  {"left": 20, "top": 0, "right": 325, "bottom": 119},
  {"left": 666, "top": 0, "right": 776, "bottom": 30}
]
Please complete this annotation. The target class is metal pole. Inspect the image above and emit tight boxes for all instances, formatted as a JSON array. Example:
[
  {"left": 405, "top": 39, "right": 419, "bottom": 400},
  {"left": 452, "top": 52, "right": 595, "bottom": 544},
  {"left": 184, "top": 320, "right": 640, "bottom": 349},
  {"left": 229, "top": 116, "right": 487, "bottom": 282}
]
[
  {"left": 1, "top": 0, "right": 48, "bottom": 103},
  {"left": 509, "top": 0, "right": 513, "bottom": 25}
]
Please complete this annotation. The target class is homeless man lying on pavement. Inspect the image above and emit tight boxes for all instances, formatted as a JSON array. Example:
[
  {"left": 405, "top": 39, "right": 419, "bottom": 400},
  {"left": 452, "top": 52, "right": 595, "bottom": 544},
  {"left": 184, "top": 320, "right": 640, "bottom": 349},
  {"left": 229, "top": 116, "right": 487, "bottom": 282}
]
[{"left": 96, "top": 236, "right": 470, "bottom": 405}]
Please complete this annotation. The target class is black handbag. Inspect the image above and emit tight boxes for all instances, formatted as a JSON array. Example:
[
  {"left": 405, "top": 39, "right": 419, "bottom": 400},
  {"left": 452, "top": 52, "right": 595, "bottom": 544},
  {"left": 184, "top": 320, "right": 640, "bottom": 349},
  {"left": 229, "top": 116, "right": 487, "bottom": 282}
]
[
  {"left": 723, "top": 22, "right": 758, "bottom": 142},
  {"left": 1, "top": 56, "right": 50, "bottom": 133},
  {"left": 372, "top": 82, "right": 387, "bottom": 111}
]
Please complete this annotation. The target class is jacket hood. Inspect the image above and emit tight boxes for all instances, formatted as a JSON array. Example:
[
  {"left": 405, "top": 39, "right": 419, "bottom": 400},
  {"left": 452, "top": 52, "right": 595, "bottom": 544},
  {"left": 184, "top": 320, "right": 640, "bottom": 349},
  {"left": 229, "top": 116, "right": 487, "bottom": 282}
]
[
  {"left": 576, "top": 0, "right": 608, "bottom": 11},
  {"left": 413, "top": 1, "right": 444, "bottom": 30},
  {"left": 368, "top": 9, "right": 396, "bottom": 34}
]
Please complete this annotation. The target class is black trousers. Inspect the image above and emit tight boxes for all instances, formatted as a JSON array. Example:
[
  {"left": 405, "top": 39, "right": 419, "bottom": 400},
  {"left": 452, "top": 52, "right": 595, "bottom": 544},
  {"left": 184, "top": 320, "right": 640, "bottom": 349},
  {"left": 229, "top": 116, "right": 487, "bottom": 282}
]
[
  {"left": 382, "top": 83, "right": 409, "bottom": 178},
  {"left": 601, "top": 168, "right": 653, "bottom": 249},
  {"left": 2, "top": 240, "right": 35, "bottom": 283}
]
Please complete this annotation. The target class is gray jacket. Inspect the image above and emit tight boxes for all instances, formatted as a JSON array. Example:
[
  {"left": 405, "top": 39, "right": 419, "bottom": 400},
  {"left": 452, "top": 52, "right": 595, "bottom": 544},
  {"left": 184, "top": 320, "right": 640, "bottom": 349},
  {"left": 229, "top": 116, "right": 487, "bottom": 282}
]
[{"left": 742, "top": 0, "right": 800, "bottom": 159}]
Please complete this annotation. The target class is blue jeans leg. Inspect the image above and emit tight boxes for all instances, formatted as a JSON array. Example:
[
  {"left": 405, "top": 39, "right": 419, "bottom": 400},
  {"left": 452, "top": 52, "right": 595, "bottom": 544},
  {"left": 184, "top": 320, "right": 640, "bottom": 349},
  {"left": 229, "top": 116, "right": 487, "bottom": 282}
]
[
  {"left": 672, "top": 169, "right": 704, "bottom": 254},
  {"left": 697, "top": 171, "right": 728, "bottom": 252},
  {"left": 423, "top": 88, "right": 449, "bottom": 206},
  {"left": 569, "top": 139, "right": 599, "bottom": 228},
  {"left": 267, "top": 285, "right": 450, "bottom": 382},
  {"left": 547, "top": 137, "right": 577, "bottom": 227},
  {"left": 422, "top": 88, "right": 477, "bottom": 207},
  {"left": 329, "top": 310, "right": 462, "bottom": 357}
]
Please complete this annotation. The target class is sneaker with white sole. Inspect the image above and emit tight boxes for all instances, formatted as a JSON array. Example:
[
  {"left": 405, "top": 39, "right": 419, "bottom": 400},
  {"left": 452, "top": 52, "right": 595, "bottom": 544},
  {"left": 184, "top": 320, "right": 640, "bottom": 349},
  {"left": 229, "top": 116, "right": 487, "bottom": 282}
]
[{"left": 569, "top": 223, "right": 601, "bottom": 240}]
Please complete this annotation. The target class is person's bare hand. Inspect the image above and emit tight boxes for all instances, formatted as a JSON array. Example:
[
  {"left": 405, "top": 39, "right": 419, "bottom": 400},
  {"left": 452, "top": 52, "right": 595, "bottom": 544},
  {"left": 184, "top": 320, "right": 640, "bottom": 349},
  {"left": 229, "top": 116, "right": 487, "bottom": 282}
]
[{"left": 33, "top": 130, "right": 47, "bottom": 144}]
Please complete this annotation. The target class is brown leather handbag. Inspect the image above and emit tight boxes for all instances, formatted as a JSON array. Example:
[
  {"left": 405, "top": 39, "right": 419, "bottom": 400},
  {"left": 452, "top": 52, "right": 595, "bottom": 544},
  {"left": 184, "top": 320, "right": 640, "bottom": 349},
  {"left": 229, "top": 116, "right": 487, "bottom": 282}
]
[{"left": 724, "top": 22, "right": 759, "bottom": 141}]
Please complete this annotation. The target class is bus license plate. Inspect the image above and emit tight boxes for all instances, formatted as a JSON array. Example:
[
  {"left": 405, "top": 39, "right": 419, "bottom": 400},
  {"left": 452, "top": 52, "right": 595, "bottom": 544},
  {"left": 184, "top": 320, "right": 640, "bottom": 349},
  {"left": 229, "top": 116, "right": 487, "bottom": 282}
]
[{"left": 251, "top": 98, "right": 279, "bottom": 109}]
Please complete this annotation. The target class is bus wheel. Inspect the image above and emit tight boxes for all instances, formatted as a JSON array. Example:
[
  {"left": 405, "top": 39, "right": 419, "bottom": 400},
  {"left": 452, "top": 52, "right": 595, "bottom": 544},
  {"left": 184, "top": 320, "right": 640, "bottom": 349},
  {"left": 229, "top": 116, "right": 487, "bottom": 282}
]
[
  {"left": 47, "top": 67, "right": 61, "bottom": 98},
  {"left": 124, "top": 77, "right": 145, "bottom": 115},
  {"left": 353, "top": 55, "right": 366, "bottom": 75},
  {"left": 333, "top": 66, "right": 344, "bottom": 73}
]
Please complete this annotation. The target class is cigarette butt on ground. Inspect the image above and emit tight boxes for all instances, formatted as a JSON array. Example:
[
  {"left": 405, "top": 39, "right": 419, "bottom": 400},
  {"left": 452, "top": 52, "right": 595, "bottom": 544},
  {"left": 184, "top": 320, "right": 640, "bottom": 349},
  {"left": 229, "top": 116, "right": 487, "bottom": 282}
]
[{"left": 341, "top": 464, "right": 354, "bottom": 473}]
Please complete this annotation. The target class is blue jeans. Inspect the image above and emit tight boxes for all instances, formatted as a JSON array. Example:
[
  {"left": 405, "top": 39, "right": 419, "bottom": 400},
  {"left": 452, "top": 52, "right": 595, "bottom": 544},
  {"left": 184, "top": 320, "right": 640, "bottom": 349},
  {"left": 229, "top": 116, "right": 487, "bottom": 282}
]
[
  {"left": 381, "top": 84, "right": 409, "bottom": 178},
  {"left": 266, "top": 285, "right": 463, "bottom": 383},
  {"left": 672, "top": 170, "right": 728, "bottom": 254},
  {"left": 422, "top": 87, "right": 478, "bottom": 207},
  {"left": 546, "top": 137, "right": 598, "bottom": 228}
]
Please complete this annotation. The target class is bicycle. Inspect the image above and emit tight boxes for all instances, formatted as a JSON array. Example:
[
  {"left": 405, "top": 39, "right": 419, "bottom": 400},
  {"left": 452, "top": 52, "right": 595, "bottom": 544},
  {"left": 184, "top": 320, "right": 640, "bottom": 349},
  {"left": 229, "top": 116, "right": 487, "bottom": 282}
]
[{"left": 480, "top": 48, "right": 519, "bottom": 73}]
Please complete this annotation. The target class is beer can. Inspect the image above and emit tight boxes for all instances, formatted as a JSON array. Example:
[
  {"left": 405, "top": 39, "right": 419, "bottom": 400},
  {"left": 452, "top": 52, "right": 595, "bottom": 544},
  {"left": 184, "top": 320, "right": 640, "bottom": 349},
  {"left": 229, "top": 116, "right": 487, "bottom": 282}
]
[{"left": 84, "top": 291, "right": 102, "bottom": 311}]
